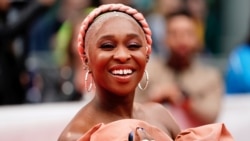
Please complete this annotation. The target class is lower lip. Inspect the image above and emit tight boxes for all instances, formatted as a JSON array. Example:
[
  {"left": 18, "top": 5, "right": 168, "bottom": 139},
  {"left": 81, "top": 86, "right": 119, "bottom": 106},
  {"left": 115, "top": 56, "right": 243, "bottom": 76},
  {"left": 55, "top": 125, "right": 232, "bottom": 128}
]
[{"left": 111, "top": 74, "right": 133, "bottom": 83}]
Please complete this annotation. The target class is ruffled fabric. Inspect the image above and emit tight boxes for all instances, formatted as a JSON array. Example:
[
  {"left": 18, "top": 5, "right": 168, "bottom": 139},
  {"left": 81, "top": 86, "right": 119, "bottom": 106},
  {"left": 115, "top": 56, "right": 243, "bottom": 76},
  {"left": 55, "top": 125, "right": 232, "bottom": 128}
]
[
  {"left": 77, "top": 119, "right": 234, "bottom": 141},
  {"left": 175, "top": 123, "right": 234, "bottom": 141}
]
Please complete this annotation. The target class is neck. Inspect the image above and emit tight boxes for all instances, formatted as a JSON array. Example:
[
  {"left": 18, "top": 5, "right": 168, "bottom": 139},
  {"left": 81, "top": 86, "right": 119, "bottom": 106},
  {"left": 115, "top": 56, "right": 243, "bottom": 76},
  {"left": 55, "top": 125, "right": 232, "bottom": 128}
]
[
  {"left": 167, "top": 54, "right": 192, "bottom": 72},
  {"left": 93, "top": 88, "right": 135, "bottom": 118}
]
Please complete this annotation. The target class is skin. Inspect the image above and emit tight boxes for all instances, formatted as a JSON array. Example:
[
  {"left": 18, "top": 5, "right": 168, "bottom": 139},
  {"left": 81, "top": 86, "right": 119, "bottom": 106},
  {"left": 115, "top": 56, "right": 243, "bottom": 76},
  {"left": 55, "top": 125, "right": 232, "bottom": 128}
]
[
  {"left": 58, "top": 12, "right": 180, "bottom": 141},
  {"left": 166, "top": 15, "right": 201, "bottom": 72}
]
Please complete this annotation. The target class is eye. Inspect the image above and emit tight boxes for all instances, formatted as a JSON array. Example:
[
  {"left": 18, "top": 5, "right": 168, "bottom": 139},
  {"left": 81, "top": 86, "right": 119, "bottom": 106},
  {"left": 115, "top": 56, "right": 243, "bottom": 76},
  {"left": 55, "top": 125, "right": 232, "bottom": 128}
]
[
  {"left": 128, "top": 42, "right": 142, "bottom": 50},
  {"left": 100, "top": 42, "right": 115, "bottom": 50}
]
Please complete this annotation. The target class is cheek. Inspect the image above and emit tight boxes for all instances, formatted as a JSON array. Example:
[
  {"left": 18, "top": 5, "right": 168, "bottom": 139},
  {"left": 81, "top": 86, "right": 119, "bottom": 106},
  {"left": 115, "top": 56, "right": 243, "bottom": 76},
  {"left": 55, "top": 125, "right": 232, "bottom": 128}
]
[
  {"left": 88, "top": 52, "right": 109, "bottom": 85},
  {"left": 166, "top": 37, "right": 177, "bottom": 49},
  {"left": 88, "top": 51, "right": 109, "bottom": 71},
  {"left": 132, "top": 50, "right": 148, "bottom": 69},
  {"left": 186, "top": 36, "right": 199, "bottom": 49}
]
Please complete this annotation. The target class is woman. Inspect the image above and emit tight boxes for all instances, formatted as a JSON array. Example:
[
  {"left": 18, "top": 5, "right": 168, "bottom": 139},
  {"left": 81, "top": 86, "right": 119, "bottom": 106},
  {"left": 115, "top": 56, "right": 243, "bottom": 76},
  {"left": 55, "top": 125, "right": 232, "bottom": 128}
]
[
  {"left": 58, "top": 4, "right": 234, "bottom": 141},
  {"left": 58, "top": 3, "right": 181, "bottom": 141}
]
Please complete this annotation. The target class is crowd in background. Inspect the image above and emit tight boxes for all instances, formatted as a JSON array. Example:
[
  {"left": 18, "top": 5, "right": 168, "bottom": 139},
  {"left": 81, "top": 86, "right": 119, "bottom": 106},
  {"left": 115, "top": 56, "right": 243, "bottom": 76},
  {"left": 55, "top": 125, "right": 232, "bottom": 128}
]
[{"left": 0, "top": 0, "right": 249, "bottom": 128}]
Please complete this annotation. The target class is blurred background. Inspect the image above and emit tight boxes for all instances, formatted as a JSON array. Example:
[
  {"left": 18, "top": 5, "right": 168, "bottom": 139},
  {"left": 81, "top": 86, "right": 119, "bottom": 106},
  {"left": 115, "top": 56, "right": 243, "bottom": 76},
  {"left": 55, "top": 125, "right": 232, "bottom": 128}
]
[{"left": 0, "top": 0, "right": 250, "bottom": 140}]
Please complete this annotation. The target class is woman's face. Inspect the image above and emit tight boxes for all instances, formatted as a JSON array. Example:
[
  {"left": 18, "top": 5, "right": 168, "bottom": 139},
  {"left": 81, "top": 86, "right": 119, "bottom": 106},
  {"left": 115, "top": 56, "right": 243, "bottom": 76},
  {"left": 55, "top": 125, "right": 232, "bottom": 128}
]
[{"left": 85, "top": 13, "right": 148, "bottom": 96}]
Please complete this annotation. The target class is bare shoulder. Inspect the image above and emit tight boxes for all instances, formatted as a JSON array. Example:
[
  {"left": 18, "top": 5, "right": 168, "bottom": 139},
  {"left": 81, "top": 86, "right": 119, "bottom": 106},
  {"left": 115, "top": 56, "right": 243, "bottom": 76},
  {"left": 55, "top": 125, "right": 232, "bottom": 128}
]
[
  {"left": 58, "top": 104, "right": 93, "bottom": 141},
  {"left": 137, "top": 102, "right": 181, "bottom": 139},
  {"left": 142, "top": 102, "right": 179, "bottom": 125}
]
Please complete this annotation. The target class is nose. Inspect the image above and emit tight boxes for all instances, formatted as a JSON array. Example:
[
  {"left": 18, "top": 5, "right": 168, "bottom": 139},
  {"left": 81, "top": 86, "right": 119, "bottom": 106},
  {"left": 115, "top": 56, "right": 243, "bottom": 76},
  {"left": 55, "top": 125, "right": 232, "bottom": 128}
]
[
  {"left": 177, "top": 33, "right": 190, "bottom": 44},
  {"left": 113, "top": 46, "right": 131, "bottom": 63}
]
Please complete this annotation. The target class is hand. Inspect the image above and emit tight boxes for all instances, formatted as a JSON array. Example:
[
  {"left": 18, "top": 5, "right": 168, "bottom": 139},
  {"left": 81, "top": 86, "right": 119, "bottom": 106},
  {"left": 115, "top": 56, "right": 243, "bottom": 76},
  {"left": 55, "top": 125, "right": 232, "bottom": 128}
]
[
  {"left": 148, "top": 83, "right": 184, "bottom": 105},
  {"left": 129, "top": 127, "right": 154, "bottom": 141}
]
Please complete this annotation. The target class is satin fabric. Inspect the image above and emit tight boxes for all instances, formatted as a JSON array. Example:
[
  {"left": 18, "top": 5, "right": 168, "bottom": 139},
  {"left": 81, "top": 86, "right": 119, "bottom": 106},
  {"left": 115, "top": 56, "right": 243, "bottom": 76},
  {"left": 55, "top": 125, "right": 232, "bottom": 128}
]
[{"left": 77, "top": 119, "right": 234, "bottom": 141}]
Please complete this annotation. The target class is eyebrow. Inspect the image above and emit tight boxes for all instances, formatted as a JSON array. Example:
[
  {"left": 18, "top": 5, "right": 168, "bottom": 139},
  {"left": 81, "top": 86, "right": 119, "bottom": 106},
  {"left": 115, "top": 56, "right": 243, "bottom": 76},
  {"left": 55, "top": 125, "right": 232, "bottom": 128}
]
[{"left": 98, "top": 33, "right": 142, "bottom": 41}]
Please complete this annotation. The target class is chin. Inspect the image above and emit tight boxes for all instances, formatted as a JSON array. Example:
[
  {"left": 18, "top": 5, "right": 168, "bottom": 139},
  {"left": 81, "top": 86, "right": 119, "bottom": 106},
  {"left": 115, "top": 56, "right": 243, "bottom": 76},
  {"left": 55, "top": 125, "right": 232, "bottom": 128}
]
[{"left": 111, "top": 86, "right": 135, "bottom": 96}]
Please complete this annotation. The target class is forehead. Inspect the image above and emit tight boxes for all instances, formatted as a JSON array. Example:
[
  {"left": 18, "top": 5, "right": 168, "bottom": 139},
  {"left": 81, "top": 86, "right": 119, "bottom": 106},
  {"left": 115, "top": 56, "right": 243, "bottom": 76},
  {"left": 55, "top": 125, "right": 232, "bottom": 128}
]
[
  {"left": 167, "top": 15, "right": 195, "bottom": 30},
  {"left": 86, "top": 11, "right": 144, "bottom": 38}
]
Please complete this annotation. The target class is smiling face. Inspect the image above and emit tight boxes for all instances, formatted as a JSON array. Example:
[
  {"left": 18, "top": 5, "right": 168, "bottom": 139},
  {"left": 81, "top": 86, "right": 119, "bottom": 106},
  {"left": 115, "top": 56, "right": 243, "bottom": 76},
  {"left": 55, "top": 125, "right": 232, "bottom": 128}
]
[{"left": 85, "top": 12, "right": 148, "bottom": 96}]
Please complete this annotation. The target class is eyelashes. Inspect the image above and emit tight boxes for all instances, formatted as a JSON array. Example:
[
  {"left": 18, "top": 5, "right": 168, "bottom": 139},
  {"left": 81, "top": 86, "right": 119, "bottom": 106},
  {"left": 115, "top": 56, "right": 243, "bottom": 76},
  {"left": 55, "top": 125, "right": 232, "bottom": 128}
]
[
  {"left": 100, "top": 42, "right": 115, "bottom": 50},
  {"left": 99, "top": 42, "right": 142, "bottom": 50},
  {"left": 128, "top": 43, "right": 142, "bottom": 49}
]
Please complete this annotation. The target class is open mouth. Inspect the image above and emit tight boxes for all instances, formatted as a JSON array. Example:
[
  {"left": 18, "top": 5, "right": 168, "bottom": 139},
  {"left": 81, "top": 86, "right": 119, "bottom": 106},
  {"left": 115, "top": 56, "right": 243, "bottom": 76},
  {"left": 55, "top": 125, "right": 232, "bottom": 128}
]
[
  {"left": 109, "top": 66, "right": 135, "bottom": 83},
  {"left": 111, "top": 69, "right": 133, "bottom": 76}
]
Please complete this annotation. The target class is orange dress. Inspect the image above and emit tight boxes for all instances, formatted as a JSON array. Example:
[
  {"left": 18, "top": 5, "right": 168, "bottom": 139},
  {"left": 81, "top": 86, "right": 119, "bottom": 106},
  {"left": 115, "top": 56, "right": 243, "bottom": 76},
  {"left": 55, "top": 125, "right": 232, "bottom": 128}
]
[{"left": 77, "top": 119, "right": 234, "bottom": 141}]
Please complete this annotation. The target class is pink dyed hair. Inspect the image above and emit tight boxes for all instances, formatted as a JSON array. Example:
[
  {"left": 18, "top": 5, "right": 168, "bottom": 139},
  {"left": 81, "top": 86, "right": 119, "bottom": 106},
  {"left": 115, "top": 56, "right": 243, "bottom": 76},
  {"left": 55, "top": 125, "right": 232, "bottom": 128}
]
[{"left": 78, "top": 3, "right": 152, "bottom": 57}]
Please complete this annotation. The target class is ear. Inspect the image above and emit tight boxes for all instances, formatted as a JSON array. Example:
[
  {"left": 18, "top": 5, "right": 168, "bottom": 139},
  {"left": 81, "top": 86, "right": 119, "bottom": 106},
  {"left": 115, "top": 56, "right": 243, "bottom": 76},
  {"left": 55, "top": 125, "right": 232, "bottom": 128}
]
[
  {"left": 79, "top": 51, "right": 89, "bottom": 70},
  {"left": 78, "top": 46, "right": 89, "bottom": 69},
  {"left": 146, "top": 54, "right": 150, "bottom": 63},
  {"left": 145, "top": 46, "right": 150, "bottom": 63},
  {"left": 145, "top": 45, "right": 150, "bottom": 55}
]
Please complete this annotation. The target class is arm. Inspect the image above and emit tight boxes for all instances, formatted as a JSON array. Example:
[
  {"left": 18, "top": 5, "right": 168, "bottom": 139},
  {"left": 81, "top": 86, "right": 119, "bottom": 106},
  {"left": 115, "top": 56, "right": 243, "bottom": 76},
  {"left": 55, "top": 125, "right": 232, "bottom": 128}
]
[
  {"left": 184, "top": 69, "right": 224, "bottom": 124},
  {"left": 58, "top": 132, "right": 82, "bottom": 141},
  {"left": 161, "top": 106, "right": 181, "bottom": 139},
  {"left": 147, "top": 82, "right": 184, "bottom": 104}
]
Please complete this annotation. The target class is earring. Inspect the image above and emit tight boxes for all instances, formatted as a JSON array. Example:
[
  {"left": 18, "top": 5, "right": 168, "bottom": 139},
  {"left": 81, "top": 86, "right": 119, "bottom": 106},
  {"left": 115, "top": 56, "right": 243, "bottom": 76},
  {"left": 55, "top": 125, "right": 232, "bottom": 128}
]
[
  {"left": 138, "top": 70, "right": 149, "bottom": 90},
  {"left": 85, "top": 70, "right": 93, "bottom": 92}
]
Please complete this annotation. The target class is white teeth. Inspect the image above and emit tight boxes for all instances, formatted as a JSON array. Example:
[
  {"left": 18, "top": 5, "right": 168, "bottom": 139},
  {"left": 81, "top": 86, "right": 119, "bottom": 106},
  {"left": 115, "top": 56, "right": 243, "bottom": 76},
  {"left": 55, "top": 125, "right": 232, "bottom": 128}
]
[
  {"left": 112, "top": 69, "right": 132, "bottom": 75},
  {"left": 119, "top": 70, "right": 123, "bottom": 74}
]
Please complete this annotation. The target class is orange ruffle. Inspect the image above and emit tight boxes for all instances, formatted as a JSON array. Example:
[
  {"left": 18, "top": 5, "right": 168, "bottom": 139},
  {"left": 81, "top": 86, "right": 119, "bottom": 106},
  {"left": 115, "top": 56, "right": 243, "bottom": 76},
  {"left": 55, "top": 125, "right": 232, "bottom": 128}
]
[{"left": 78, "top": 119, "right": 234, "bottom": 141}]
